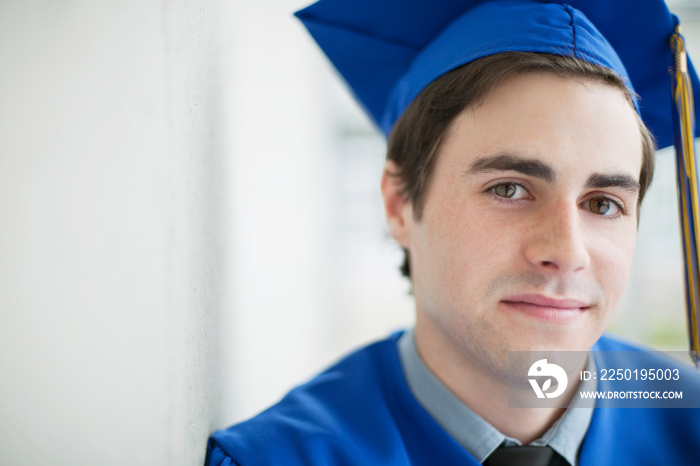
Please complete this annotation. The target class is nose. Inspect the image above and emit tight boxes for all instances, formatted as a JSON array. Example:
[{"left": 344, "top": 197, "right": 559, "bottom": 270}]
[{"left": 524, "top": 202, "right": 591, "bottom": 274}]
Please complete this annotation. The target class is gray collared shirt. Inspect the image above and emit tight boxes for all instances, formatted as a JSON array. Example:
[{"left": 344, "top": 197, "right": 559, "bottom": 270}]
[{"left": 397, "top": 329, "right": 596, "bottom": 465}]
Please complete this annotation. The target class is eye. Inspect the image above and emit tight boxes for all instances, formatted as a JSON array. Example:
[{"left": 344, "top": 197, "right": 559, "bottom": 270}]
[
  {"left": 587, "top": 196, "right": 622, "bottom": 216},
  {"left": 491, "top": 182, "right": 529, "bottom": 200}
]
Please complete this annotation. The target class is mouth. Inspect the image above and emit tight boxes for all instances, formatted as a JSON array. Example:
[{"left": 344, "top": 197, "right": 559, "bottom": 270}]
[{"left": 499, "top": 294, "right": 590, "bottom": 323}]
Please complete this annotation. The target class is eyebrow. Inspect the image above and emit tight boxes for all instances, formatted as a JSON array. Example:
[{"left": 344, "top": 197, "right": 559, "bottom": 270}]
[
  {"left": 466, "top": 153, "right": 555, "bottom": 182},
  {"left": 585, "top": 173, "right": 640, "bottom": 195},
  {"left": 465, "top": 152, "right": 640, "bottom": 195}
]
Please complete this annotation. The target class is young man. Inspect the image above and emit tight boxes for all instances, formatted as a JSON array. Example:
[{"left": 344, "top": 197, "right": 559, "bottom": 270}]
[{"left": 206, "top": 1, "right": 700, "bottom": 464}]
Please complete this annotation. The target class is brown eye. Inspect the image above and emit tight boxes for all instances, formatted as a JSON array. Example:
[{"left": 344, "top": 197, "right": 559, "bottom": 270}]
[
  {"left": 588, "top": 197, "right": 619, "bottom": 216},
  {"left": 493, "top": 183, "right": 517, "bottom": 198}
]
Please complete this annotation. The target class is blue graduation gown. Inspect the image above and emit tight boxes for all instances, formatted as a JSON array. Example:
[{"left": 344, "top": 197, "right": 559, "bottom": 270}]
[{"left": 206, "top": 333, "right": 700, "bottom": 465}]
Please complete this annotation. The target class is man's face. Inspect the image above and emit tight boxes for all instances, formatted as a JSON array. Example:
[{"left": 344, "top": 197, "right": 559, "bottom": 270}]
[{"left": 390, "top": 72, "right": 643, "bottom": 378}]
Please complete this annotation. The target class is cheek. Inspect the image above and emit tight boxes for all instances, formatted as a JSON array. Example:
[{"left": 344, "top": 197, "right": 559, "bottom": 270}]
[
  {"left": 417, "top": 199, "right": 515, "bottom": 294},
  {"left": 592, "top": 223, "right": 637, "bottom": 303}
]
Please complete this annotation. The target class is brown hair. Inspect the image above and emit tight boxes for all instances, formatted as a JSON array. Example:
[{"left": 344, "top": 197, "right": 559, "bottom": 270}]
[{"left": 386, "top": 52, "right": 656, "bottom": 279}]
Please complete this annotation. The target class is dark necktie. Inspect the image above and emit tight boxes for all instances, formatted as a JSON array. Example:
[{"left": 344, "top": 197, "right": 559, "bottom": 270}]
[{"left": 483, "top": 445, "right": 568, "bottom": 466}]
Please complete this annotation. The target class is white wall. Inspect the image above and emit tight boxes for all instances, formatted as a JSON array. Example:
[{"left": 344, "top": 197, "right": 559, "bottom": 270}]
[{"left": 0, "top": 1, "right": 224, "bottom": 464}]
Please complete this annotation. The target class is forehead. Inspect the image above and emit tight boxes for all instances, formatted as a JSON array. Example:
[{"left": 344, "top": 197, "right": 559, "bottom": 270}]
[{"left": 440, "top": 72, "right": 643, "bottom": 177}]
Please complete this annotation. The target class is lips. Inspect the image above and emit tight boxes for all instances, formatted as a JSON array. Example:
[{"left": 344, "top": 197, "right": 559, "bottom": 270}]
[{"left": 500, "top": 294, "right": 590, "bottom": 323}]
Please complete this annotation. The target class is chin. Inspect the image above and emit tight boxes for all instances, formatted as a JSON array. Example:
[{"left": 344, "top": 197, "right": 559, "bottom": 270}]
[{"left": 507, "top": 327, "right": 599, "bottom": 352}]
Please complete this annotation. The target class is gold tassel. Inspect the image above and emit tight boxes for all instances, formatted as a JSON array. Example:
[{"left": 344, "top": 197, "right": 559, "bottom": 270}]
[{"left": 671, "top": 25, "right": 700, "bottom": 366}]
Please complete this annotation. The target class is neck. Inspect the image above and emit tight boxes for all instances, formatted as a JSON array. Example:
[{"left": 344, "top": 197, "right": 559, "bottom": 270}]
[{"left": 414, "top": 317, "right": 583, "bottom": 444}]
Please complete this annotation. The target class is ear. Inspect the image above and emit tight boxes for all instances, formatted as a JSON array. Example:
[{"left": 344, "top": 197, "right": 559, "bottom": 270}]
[{"left": 381, "top": 160, "right": 413, "bottom": 248}]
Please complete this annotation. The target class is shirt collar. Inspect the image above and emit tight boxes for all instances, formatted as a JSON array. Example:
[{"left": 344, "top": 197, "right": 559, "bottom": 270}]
[{"left": 397, "top": 329, "right": 596, "bottom": 465}]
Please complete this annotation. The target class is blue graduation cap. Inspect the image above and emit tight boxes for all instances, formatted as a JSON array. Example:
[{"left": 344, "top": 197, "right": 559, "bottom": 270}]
[{"left": 295, "top": 0, "right": 700, "bottom": 365}]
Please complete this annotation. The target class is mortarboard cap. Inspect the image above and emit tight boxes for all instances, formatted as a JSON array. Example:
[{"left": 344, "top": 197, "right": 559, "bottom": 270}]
[
  {"left": 294, "top": 0, "right": 699, "bottom": 146},
  {"left": 295, "top": 0, "right": 700, "bottom": 364}
]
